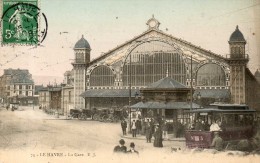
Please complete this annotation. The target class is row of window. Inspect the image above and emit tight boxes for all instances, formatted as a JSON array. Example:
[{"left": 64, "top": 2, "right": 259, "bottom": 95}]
[
  {"left": 6, "top": 85, "right": 33, "bottom": 90},
  {"left": 85, "top": 41, "right": 226, "bottom": 87},
  {"left": 86, "top": 63, "right": 226, "bottom": 87},
  {"left": 9, "top": 91, "right": 33, "bottom": 96}
]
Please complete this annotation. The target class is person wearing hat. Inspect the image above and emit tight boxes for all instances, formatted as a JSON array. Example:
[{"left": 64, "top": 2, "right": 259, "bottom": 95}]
[
  {"left": 131, "top": 120, "right": 137, "bottom": 137},
  {"left": 153, "top": 124, "right": 163, "bottom": 147},
  {"left": 113, "top": 139, "right": 127, "bottom": 153},
  {"left": 127, "top": 142, "right": 139, "bottom": 155},
  {"left": 162, "top": 120, "right": 169, "bottom": 140},
  {"left": 144, "top": 119, "right": 152, "bottom": 143},
  {"left": 210, "top": 132, "right": 224, "bottom": 151},
  {"left": 121, "top": 119, "right": 127, "bottom": 136}
]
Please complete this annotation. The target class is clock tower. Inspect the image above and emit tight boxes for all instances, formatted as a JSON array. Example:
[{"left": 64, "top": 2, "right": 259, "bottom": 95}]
[
  {"left": 72, "top": 35, "right": 91, "bottom": 109},
  {"left": 227, "top": 26, "right": 248, "bottom": 104}
]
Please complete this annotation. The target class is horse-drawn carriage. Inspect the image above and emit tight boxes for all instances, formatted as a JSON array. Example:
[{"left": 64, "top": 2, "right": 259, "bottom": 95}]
[
  {"left": 69, "top": 109, "right": 93, "bottom": 120},
  {"left": 92, "top": 108, "right": 128, "bottom": 122},
  {"left": 7, "top": 102, "right": 19, "bottom": 111},
  {"left": 69, "top": 108, "right": 128, "bottom": 122}
]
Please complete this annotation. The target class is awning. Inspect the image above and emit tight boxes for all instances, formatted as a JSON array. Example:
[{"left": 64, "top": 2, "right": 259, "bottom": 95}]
[
  {"left": 186, "top": 108, "right": 256, "bottom": 113},
  {"left": 130, "top": 101, "right": 201, "bottom": 109},
  {"left": 80, "top": 89, "right": 140, "bottom": 98}
]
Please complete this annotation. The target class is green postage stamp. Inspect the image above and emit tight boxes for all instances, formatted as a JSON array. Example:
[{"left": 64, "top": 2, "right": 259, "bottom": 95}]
[{"left": 1, "top": 0, "right": 47, "bottom": 45}]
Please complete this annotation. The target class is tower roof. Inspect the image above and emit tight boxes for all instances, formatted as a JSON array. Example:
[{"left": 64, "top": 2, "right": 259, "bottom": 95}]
[
  {"left": 74, "top": 35, "right": 91, "bottom": 49},
  {"left": 229, "top": 25, "right": 246, "bottom": 42}
]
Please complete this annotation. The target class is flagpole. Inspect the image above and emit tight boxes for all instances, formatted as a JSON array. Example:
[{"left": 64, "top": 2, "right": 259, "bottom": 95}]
[
  {"left": 190, "top": 55, "right": 193, "bottom": 111},
  {"left": 129, "top": 51, "right": 132, "bottom": 132}
]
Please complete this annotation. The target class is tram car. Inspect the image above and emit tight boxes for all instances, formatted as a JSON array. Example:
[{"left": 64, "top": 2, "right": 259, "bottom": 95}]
[{"left": 185, "top": 104, "right": 256, "bottom": 149}]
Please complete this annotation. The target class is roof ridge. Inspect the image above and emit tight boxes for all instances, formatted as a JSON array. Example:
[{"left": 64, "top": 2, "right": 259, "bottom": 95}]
[
  {"left": 90, "top": 29, "right": 154, "bottom": 64},
  {"left": 147, "top": 76, "right": 187, "bottom": 89}
]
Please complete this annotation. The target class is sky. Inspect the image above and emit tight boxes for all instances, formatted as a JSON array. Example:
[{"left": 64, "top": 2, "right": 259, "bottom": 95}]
[{"left": 0, "top": 0, "right": 260, "bottom": 85}]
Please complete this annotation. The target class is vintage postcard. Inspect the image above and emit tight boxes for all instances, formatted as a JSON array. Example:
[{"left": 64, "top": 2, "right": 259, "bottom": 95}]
[{"left": 0, "top": 0, "right": 260, "bottom": 163}]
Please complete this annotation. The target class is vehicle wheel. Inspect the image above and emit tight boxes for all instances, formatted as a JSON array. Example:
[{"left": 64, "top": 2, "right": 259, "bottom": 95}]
[
  {"left": 99, "top": 115, "right": 104, "bottom": 122},
  {"left": 102, "top": 115, "right": 107, "bottom": 122},
  {"left": 113, "top": 117, "right": 119, "bottom": 123},
  {"left": 83, "top": 115, "right": 88, "bottom": 120},
  {"left": 78, "top": 114, "right": 82, "bottom": 120},
  {"left": 93, "top": 114, "right": 98, "bottom": 120},
  {"left": 237, "top": 140, "right": 250, "bottom": 151},
  {"left": 106, "top": 117, "right": 112, "bottom": 123}
]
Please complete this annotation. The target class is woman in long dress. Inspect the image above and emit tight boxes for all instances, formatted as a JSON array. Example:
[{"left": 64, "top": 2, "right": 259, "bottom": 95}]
[{"left": 153, "top": 125, "right": 163, "bottom": 147}]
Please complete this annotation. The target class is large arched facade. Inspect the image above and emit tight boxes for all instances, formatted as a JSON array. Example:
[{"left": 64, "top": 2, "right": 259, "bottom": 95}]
[
  {"left": 122, "top": 41, "right": 187, "bottom": 87},
  {"left": 89, "top": 65, "right": 115, "bottom": 87},
  {"left": 196, "top": 63, "right": 226, "bottom": 86},
  {"left": 81, "top": 17, "right": 232, "bottom": 112},
  {"left": 194, "top": 60, "right": 230, "bottom": 89}
]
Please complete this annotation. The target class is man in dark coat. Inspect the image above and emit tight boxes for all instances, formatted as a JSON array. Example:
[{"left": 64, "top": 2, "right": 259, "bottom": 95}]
[
  {"left": 195, "top": 119, "right": 204, "bottom": 131},
  {"left": 150, "top": 118, "right": 155, "bottom": 134},
  {"left": 136, "top": 119, "right": 142, "bottom": 135},
  {"left": 162, "top": 120, "right": 169, "bottom": 140},
  {"left": 114, "top": 139, "right": 127, "bottom": 153},
  {"left": 121, "top": 119, "right": 127, "bottom": 135},
  {"left": 176, "top": 120, "right": 182, "bottom": 138},
  {"left": 145, "top": 119, "right": 152, "bottom": 143},
  {"left": 153, "top": 125, "right": 163, "bottom": 147}
]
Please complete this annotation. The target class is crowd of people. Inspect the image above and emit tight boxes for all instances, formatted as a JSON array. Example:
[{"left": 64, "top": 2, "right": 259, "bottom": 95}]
[
  {"left": 121, "top": 117, "right": 169, "bottom": 148},
  {"left": 118, "top": 114, "right": 260, "bottom": 152},
  {"left": 121, "top": 117, "right": 188, "bottom": 139},
  {"left": 120, "top": 116, "right": 226, "bottom": 151}
]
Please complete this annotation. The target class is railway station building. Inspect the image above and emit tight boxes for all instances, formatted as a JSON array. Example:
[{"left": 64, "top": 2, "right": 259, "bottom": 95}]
[{"left": 72, "top": 16, "right": 260, "bottom": 119}]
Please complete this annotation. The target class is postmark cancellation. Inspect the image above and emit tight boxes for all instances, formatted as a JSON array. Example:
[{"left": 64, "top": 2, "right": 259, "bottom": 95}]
[{"left": 0, "top": 0, "right": 47, "bottom": 46}]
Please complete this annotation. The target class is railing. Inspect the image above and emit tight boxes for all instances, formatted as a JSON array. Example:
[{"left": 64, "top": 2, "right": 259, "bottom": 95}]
[
  {"left": 225, "top": 54, "right": 249, "bottom": 59},
  {"left": 71, "top": 59, "right": 85, "bottom": 64}
]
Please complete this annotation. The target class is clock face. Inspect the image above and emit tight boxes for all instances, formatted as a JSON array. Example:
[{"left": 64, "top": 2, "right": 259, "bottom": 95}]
[{"left": 149, "top": 20, "right": 157, "bottom": 28}]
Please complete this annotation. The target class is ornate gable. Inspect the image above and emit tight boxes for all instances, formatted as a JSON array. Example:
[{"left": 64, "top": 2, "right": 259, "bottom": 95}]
[{"left": 86, "top": 17, "right": 229, "bottom": 90}]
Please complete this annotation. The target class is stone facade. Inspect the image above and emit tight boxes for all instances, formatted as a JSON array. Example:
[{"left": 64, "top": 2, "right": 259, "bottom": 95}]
[
  {"left": 38, "top": 85, "right": 62, "bottom": 112},
  {"left": 0, "top": 68, "right": 35, "bottom": 105},
  {"left": 61, "top": 86, "right": 74, "bottom": 116},
  {"left": 38, "top": 87, "right": 50, "bottom": 109}
]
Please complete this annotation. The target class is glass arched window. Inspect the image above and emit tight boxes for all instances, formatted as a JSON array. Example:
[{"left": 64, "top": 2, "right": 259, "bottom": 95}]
[
  {"left": 196, "top": 63, "right": 225, "bottom": 86},
  {"left": 122, "top": 41, "right": 187, "bottom": 86},
  {"left": 90, "top": 65, "right": 115, "bottom": 86}
]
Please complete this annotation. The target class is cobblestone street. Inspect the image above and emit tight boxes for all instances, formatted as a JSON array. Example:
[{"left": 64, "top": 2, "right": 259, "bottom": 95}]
[{"left": 0, "top": 106, "right": 259, "bottom": 163}]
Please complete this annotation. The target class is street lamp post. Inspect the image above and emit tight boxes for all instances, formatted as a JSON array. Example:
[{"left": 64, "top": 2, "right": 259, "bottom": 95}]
[
  {"left": 128, "top": 51, "right": 132, "bottom": 132},
  {"left": 190, "top": 55, "right": 193, "bottom": 111},
  {"left": 197, "top": 92, "right": 201, "bottom": 108},
  {"left": 65, "top": 100, "right": 67, "bottom": 119}
]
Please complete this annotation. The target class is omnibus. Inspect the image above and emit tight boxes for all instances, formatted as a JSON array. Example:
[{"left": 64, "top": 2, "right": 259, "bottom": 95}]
[{"left": 185, "top": 104, "right": 256, "bottom": 149}]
